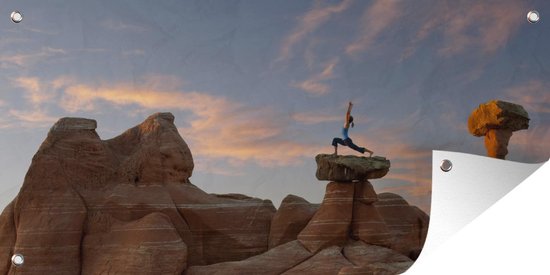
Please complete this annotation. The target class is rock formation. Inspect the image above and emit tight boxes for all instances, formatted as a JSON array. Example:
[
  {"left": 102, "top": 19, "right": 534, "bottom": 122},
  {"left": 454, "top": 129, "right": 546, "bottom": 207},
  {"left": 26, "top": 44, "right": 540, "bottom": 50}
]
[
  {"left": 468, "top": 100, "right": 529, "bottom": 159},
  {"left": 0, "top": 112, "right": 429, "bottom": 274},
  {"left": 0, "top": 113, "right": 275, "bottom": 274}
]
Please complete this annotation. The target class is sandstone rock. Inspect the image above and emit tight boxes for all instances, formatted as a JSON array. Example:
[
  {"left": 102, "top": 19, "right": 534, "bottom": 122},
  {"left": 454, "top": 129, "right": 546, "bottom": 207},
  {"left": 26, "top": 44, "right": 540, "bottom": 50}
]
[
  {"left": 50, "top": 117, "right": 97, "bottom": 131},
  {"left": 106, "top": 112, "right": 194, "bottom": 185},
  {"left": 269, "top": 195, "right": 319, "bottom": 249},
  {"left": 0, "top": 199, "right": 16, "bottom": 274},
  {"left": 82, "top": 212, "right": 187, "bottom": 274},
  {"left": 298, "top": 182, "right": 354, "bottom": 253},
  {"left": 350, "top": 201, "right": 392, "bottom": 247},
  {"left": 374, "top": 193, "right": 429, "bottom": 259},
  {"left": 468, "top": 100, "right": 529, "bottom": 159},
  {"left": 186, "top": 240, "right": 312, "bottom": 275},
  {"left": 338, "top": 262, "right": 413, "bottom": 275},
  {"left": 316, "top": 154, "right": 390, "bottom": 182},
  {"left": 343, "top": 241, "right": 412, "bottom": 266},
  {"left": 168, "top": 183, "right": 275, "bottom": 265},
  {"left": 0, "top": 112, "right": 275, "bottom": 272},
  {"left": 282, "top": 246, "right": 353, "bottom": 275},
  {"left": 354, "top": 181, "right": 378, "bottom": 204}
]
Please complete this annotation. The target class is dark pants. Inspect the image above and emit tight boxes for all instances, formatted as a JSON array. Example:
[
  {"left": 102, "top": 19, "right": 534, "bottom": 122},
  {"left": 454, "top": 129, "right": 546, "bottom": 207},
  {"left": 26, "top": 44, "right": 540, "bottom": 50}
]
[{"left": 332, "top": 137, "right": 365, "bottom": 154}]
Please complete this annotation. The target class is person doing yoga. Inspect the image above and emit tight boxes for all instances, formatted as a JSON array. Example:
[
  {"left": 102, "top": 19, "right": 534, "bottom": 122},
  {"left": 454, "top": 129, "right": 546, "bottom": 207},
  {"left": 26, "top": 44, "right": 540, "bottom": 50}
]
[{"left": 332, "top": 101, "right": 374, "bottom": 157}]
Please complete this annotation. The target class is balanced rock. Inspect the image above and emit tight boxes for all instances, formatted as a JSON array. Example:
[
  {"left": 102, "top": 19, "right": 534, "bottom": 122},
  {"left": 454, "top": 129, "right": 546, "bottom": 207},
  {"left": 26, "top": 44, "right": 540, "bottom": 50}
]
[
  {"left": 468, "top": 100, "right": 529, "bottom": 159},
  {"left": 269, "top": 195, "right": 319, "bottom": 249},
  {"left": 315, "top": 154, "right": 390, "bottom": 182}
]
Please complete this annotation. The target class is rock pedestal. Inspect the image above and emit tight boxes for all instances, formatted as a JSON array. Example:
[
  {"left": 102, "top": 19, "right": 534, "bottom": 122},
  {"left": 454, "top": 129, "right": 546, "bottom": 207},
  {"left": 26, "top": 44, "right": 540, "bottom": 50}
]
[{"left": 298, "top": 154, "right": 428, "bottom": 264}]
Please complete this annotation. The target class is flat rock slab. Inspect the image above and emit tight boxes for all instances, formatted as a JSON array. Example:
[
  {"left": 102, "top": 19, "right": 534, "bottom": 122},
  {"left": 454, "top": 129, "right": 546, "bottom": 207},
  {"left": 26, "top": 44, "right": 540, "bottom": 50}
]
[{"left": 315, "top": 154, "right": 390, "bottom": 182}]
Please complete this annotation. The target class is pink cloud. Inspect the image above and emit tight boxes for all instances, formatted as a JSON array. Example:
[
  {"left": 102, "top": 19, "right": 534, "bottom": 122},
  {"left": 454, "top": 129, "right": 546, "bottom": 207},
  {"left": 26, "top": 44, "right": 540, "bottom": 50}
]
[
  {"left": 278, "top": 0, "right": 352, "bottom": 61},
  {"left": 292, "top": 59, "right": 338, "bottom": 96},
  {"left": 346, "top": 0, "right": 401, "bottom": 55},
  {"left": 405, "top": 1, "right": 525, "bottom": 58}
]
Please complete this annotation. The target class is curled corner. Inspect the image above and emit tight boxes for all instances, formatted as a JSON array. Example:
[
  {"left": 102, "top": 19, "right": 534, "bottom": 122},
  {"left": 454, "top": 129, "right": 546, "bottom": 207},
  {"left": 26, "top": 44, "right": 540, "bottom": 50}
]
[{"left": 406, "top": 151, "right": 546, "bottom": 274}]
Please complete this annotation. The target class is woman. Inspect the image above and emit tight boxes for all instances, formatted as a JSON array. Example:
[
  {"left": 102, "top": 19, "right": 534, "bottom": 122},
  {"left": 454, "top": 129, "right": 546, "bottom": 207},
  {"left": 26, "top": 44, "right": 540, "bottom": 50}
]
[{"left": 332, "top": 102, "right": 374, "bottom": 156}]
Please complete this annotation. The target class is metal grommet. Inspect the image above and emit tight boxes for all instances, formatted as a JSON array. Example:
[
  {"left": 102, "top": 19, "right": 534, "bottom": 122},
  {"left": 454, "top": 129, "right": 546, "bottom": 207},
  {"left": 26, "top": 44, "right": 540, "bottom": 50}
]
[
  {"left": 440, "top": 159, "right": 452, "bottom": 172},
  {"left": 527, "top": 10, "right": 540, "bottom": 24},
  {"left": 11, "top": 254, "right": 24, "bottom": 266},
  {"left": 10, "top": 11, "right": 23, "bottom": 23}
]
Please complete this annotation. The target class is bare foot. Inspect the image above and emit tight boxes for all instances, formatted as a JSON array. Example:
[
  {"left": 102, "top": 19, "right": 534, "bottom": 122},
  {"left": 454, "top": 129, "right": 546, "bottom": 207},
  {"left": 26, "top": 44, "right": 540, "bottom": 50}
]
[{"left": 369, "top": 152, "right": 373, "bottom": 157}]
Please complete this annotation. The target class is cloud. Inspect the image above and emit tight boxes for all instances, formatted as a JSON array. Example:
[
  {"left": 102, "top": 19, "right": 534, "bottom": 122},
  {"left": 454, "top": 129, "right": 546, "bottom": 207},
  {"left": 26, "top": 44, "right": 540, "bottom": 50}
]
[
  {"left": 292, "top": 59, "right": 338, "bottom": 95},
  {"left": 0, "top": 47, "right": 66, "bottom": 68},
  {"left": 12, "top": 77, "right": 56, "bottom": 106},
  {"left": 55, "top": 76, "right": 326, "bottom": 166},
  {"left": 346, "top": 0, "right": 401, "bottom": 55},
  {"left": 278, "top": 0, "right": 352, "bottom": 61},
  {"left": 404, "top": 1, "right": 524, "bottom": 58}
]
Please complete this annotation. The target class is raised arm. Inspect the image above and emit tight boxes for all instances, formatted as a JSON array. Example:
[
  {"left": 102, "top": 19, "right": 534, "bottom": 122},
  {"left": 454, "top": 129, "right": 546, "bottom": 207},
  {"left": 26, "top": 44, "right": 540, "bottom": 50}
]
[{"left": 345, "top": 101, "right": 353, "bottom": 128}]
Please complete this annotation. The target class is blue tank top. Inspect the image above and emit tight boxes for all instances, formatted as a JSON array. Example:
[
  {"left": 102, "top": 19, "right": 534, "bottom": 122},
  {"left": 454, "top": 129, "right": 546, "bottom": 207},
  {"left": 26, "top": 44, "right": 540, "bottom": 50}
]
[{"left": 342, "top": 127, "right": 349, "bottom": 139}]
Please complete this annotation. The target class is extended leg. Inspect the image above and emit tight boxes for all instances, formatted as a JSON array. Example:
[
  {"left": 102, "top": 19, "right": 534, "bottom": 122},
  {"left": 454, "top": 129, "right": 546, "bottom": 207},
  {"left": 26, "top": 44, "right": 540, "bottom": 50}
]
[
  {"left": 345, "top": 138, "right": 373, "bottom": 156},
  {"left": 332, "top": 137, "right": 345, "bottom": 155}
]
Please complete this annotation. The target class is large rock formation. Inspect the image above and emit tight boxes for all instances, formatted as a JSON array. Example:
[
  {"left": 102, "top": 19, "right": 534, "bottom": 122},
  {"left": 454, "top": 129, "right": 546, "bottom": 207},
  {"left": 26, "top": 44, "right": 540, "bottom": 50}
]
[
  {"left": 468, "top": 100, "right": 529, "bottom": 159},
  {"left": 0, "top": 113, "right": 429, "bottom": 275},
  {"left": 0, "top": 113, "right": 275, "bottom": 274}
]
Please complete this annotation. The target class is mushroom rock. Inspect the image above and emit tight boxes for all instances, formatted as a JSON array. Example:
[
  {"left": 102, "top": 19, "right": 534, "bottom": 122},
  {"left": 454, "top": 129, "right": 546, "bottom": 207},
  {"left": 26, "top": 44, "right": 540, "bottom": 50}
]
[
  {"left": 374, "top": 193, "right": 429, "bottom": 260},
  {"left": 315, "top": 154, "right": 390, "bottom": 182},
  {"left": 468, "top": 100, "right": 529, "bottom": 159},
  {"left": 297, "top": 182, "right": 355, "bottom": 253},
  {"left": 268, "top": 195, "right": 319, "bottom": 249},
  {"left": 186, "top": 240, "right": 312, "bottom": 275},
  {"left": 282, "top": 246, "right": 353, "bottom": 275}
]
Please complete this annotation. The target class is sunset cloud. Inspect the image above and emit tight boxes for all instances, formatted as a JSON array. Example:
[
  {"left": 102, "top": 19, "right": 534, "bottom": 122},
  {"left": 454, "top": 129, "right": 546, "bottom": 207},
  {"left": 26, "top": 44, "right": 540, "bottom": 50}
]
[
  {"left": 292, "top": 59, "right": 338, "bottom": 96},
  {"left": 404, "top": 1, "right": 524, "bottom": 58},
  {"left": 52, "top": 76, "right": 325, "bottom": 166},
  {"left": 12, "top": 77, "right": 56, "bottom": 106},
  {"left": 346, "top": 0, "right": 401, "bottom": 55},
  {"left": 0, "top": 47, "right": 66, "bottom": 68},
  {"left": 278, "top": 0, "right": 352, "bottom": 61}
]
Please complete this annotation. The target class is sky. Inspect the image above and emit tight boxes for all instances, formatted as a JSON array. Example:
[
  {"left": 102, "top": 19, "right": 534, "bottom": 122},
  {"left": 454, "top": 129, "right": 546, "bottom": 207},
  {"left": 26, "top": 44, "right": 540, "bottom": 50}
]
[{"left": 0, "top": 0, "right": 549, "bottom": 213}]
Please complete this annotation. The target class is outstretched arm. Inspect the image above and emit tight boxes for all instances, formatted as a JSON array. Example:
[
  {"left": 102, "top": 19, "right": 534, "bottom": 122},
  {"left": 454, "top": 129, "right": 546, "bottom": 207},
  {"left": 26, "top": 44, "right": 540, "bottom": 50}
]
[{"left": 345, "top": 101, "right": 353, "bottom": 128}]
